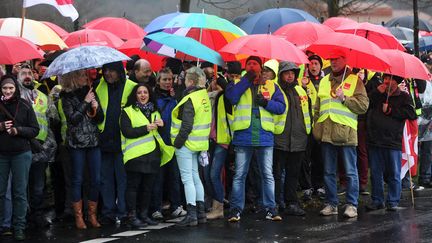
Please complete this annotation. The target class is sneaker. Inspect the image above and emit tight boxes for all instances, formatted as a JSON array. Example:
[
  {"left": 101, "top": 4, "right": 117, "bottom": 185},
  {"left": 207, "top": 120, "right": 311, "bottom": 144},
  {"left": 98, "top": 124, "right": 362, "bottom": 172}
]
[
  {"left": 386, "top": 205, "right": 404, "bottom": 211},
  {"left": 317, "top": 188, "right": 326, "bottom": 199},
  {"left": 360, "top": 187, "right": 370, "bottom": 195},
  {"left": 171, "top": 205, "right": 187, "bottom": 217},
  {"left": 365, "top": 202, "right": 385, "bottom": 211},
  {"left": 285, "top": 204, "right": 306, "bottom": 216},
  {"left": 152, "top": 211, "right": 164, "bottom": 220},
  {"left": 320, "top": 204, "right": 338, "bottom": 216},
  {"left": 302, "top": 188, "right": 313, "bottom": 201},
  {"left": 1, "top": 227, "right": 12, "bottom": 236},
  {"left": 343, "top": 204, "right": 358, "bottom": 218},
  {"left": 265, "top": 210, "right": 282, "bottom": 221},
  {"left": 14, "top": 229, "right": 25, "bottom": 241},
  {"left": 337, "top": 187, "right": 346, "bottom": 196},
  {"left": 227, "top": 210, "right": 241, "bottom": 222}
]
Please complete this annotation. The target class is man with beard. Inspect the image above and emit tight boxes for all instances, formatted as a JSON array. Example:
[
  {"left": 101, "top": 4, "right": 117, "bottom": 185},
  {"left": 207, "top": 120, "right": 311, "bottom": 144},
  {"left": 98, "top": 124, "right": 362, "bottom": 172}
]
[{"left": 130, "top": 59, "right": 156, "bottom": 87}]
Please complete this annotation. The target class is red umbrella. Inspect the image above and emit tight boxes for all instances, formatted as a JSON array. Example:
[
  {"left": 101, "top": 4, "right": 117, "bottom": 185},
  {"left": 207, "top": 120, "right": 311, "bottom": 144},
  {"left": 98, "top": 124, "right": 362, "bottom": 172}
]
[
  {"left": 323, "top": 17, "right": 357, "bottom": 30},
  {"left": 118, "top": 38, "right": 164, "bottom": 71},
  {"left": 274, "top": 21, "right": 334, "bottom": 49},
  {"left": 335, "top": 22, "right": 405, "bottom": 50},
  {"left": 219, "top": 34, "right": 309, "bottom": 64},
  {"left": 420, "top": 30, "right": 432, "bottom": 37},
  {"left": 307, "top": 32, "right": 390, "bottom": 72},
  {"left": 41, "top": 21, "right": 69, "bottom": 38},
  {"left": 83, "top": 17, "right": 145, "bottom": 40},
  {"left": 382, "top": 49, "right": 431, "bottom": 80},
  {"left": 0, "top": 36, "right": 44, "bottom": 64},
  {"left": 63, "top": 29, "right": 124, "bottom": 48}
]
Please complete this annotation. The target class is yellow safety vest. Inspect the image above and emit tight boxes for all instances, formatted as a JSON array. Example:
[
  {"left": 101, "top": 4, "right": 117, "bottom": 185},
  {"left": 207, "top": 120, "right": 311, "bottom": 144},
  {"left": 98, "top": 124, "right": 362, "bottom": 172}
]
[
  {"left": 297, "top": 64, "right": 318, "bottom": 108},
  {"left": 215, "top": 94, "right": 233, "bottom": 145},
  {"left": 317, "top": 74, "right": 358, "bottom": 130},
  {"left": 95, "top": 78, "right": 137, "bottom": 132},
  {"left": 231, "top": 79, "right": 287, "bottom": 134},
  {"left": 171, "top": 89, "right": 211, "bottom": 151},
  {"left": 408, "top": 79, "right": 422, "bottom": 115},
  {"left": 121, "top": 106, "right": 174, "bottom": 166},
  {"left": 294, "top": 85, "right": 312, "bottom": 134},
  {"left": 33, "top": 90, "right": 49, "bottom": 141}
]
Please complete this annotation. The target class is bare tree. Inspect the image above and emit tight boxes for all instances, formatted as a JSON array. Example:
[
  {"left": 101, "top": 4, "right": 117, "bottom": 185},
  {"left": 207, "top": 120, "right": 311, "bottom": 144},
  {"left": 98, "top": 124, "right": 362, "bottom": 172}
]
[{"left": 321, "top": 0, "right": 389, "bottom": 17}]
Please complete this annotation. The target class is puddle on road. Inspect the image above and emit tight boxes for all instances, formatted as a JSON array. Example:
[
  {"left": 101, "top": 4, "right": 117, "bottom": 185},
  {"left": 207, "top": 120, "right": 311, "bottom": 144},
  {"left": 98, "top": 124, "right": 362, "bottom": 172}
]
[{"left": 304, "top": 222, "right": 354, "bottom": 232}]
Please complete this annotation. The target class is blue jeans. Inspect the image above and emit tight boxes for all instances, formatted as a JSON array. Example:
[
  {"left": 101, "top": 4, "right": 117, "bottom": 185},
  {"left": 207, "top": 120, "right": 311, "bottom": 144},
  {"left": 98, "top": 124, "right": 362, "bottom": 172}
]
[
  {"left": 100, "top": 152, "right": 126, "bottom": 218},
  {"left": 29, "top": 162, "right": 48, "bottom": 212},
  {"left": 230, "top": 146, "right": 275, "bottom": 212},
  {"left": 176, "top": 146, "right": 204, "bottom": 205},
  {"left": 70, "top": 147, "right": 101, "bottom": 202},
  {"left": 2, "top": 173, "right": 12, "bottom": 228},
  {"left": 210, "top": 144, "right": 228, "bottom": 203},
  {"left": 369, "top": 146, "right": 402, "bottom": 207},
  {"left": 419, "top": 141, "right": 432, "bottom": 184},
  {"left": 0, "top": 151, "right": 32, "bottom": 230},
  {"left": 321, "top": 143, "right": 359, "bottom": 207}
]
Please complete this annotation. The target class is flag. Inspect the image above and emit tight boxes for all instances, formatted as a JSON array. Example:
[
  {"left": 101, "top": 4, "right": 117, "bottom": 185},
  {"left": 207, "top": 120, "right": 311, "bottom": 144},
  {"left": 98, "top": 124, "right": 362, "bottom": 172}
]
[
  {"left": 401, "top": 119, "right": 418, "bottom": 179},
  {"left": 23, "top": 0, "right": 79, "bottom": 21}
]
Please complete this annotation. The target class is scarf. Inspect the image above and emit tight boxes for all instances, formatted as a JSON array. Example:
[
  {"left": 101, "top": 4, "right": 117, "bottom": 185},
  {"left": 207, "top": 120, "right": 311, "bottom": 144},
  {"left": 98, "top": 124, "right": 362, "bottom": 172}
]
[{"left": 136, "top": 101, "right": 155, "bottom": 121}]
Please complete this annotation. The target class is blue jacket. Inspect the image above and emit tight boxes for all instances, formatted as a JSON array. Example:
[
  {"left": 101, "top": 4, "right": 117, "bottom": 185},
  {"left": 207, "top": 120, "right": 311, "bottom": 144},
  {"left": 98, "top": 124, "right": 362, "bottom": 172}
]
[
  {"left": 225, "top": 76, "right": 286, "bottom": 147},
  {"left": 154, "top": 87, "right": 177, "bottom": 145}
]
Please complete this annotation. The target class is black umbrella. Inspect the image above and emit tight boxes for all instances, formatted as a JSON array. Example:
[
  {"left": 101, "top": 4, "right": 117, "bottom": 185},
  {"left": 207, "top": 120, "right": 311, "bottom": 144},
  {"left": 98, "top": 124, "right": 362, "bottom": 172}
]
[
  {"left": 39, "top": 50, "right": 66, "bottom": 67},
  {"left": 385, "top": 16, "right": 432, "bottom": 32},
  {"left": 386, "top": 26, "right": 415, "bottom": 44}
]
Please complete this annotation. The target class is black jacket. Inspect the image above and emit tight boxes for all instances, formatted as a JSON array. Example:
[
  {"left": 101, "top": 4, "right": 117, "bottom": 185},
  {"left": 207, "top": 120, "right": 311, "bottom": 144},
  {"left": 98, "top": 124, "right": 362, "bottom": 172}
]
[
  {"left": 0, "top": 98, "right": 39, "bottom": 155},
  {"left": 367, "top": 89, "right": 417, "bottom": 150},
  {"left": 61, "top": 87, "right": 103, "bottom": 149}
]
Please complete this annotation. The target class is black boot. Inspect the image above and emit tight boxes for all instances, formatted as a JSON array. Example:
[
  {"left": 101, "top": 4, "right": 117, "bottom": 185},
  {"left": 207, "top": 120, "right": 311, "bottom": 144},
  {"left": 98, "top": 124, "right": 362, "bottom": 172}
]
[
  {"left": 177, "top": 204, "right": 198, "bottom": 227},
  {"left": 196, "top": 201, "right": 207, "bottom": 224},
  {"left": 127, "top": 211, "right": 147, "bottom": 228}
]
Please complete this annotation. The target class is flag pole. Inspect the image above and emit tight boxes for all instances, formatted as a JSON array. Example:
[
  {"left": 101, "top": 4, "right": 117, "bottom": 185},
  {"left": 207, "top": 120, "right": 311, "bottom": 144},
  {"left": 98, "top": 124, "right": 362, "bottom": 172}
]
[{"left": 20, "top": 3, "right": 27, "bottom": 37}]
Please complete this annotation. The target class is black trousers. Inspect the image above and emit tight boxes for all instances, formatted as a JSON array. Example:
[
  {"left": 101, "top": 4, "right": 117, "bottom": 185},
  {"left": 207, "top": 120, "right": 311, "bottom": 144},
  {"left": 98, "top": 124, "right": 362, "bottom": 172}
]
[
  {"left": 273, "top": 149, "right": 305, "bottom": 205},
  {"left": 126, "top": 171, "right": 156, "bottom": 215}
]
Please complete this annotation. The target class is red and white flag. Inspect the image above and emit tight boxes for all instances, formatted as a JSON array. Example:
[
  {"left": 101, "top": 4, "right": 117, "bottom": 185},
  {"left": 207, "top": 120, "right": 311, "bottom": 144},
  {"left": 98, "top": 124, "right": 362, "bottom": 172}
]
[
  {"left": 23, "top": 0, "right": 79, "bottom": 21},
  {"left": 401, "top": 119, "right": 418, "bottom": 179}
]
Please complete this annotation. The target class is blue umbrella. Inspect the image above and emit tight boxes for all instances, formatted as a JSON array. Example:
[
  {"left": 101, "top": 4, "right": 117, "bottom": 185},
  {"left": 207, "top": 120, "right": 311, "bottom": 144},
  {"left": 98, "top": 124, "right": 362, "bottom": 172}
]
[
  {"left": 407, "top": 36, "right": 432, "bottom": 51},
  {"left": 143, "top": 32, "right": 224, "bottom": 66},
  {"left": 144, "top": 12, "right": 184, "bottom": 33},
  {"left": 240, "top": 8, "right": 319, "bottom": 34},
  {"left": 43, "top": 45, "right": 130, "bottom": 78}
]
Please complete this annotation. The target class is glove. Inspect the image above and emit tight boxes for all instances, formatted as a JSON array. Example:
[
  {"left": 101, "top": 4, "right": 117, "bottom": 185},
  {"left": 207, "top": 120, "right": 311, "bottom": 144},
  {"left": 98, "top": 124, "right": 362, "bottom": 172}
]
[
  {"left": 255, "top": 94, "right": 268, "bottom": 107},
  {"left": 244, "top": 71, "right": 257, "bottom": 83}
]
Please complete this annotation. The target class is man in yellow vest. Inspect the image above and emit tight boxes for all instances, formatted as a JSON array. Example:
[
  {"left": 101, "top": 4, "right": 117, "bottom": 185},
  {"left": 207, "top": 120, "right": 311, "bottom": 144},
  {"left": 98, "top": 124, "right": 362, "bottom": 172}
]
[
  {"left": 225, "top": 56, "right": 287, "bottom": 222},
  {"left": 312, "top": 51, "right": 369, "bottom": 218},
  {"left": 95, "top": 61, "right": 136, "bottom": 224},
  {"left": 274, "top": 61, "right": 312, "bottom": 216}
]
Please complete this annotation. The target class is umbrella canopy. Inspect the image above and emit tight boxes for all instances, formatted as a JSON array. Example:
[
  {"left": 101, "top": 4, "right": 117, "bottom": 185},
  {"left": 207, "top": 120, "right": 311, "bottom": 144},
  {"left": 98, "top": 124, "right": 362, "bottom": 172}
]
[
  {"left": 335, "top": 22, "right": 405, "bottom": 50},
  {"left": 274, "top": 21, "right": 334, "bottom": 49},
  {"left": 323, "top": 17, "right": 357, "bottom": 30},
  {"left": 0, "top": 18, "right": 67, "bottom": 50},
  {"left": 420, "top": 30, "right": 432, "bottom": 37},
  {"left": 240, "top": 8, "right": 319, "bottom": 34},
  {"left": 0, "top": 36, "right": 44, "bottom": 64},
  {"left": 386, "top": 26, "right": 414, "bottom": 44},
  {"left": 382, "top": 49, "right": 430, "bottom": 80},
  {"left": 231, "top": 12, "right": 254, "bottom": 27},
  {"left": 144, "top": 12, "right": 184, "bottom": 33},
  {"left": 63, "top": 29, "right": 124, "bottom": 48},
  {"left": 385, "top": 16, "right": 432, "bottom": 32},
  {"left": 307, "top": 32, "right": 390, "bottom": 72},
  {"left": 118, "top": 38, "right": 164, "bottom": 71},
  {"left": 406, "top": 36, "right": 432, "bottom": 51},
  {"left": 83, "top": 17, "right": 145, "bottom": 40},
  {"left": 43, "top": 45, "right": 130, "bottom": 78},
  {"left": 41, "top": 21, "right": 69, "bottom": 38},
  {"left": 39, "top": 50, "right": 67, "bottom": 67},
  {"left": 143, "top": 32, "right": 224, "bottom": 66},
  {"left": 219, "top": 34, "right": 309, "bottom": 64}
]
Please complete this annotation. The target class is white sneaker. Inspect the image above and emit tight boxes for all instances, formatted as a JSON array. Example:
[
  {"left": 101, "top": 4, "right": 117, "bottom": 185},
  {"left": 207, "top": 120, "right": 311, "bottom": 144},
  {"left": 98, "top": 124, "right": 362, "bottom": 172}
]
[
  {"left": 343, "top": 204, "right": 358, "bottom": 218},
  {"left": 320, "top": 204, "right": 338, "bottom": 216},
  {"left": 171, "top": 205, "right": 187, "bottom": 217},
  {"left": 152, "top": 211, "right": 164, "bottom": 219}
]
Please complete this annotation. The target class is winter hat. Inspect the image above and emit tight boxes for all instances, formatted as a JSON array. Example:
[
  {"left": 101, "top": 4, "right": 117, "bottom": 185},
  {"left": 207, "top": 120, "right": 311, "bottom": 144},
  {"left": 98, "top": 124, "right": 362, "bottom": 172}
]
[
  {"left": 102, "top": 61, "right": 126, "bottom": 82},
  {"left": 0, "top": 76, "right": 15, "bottom": 88},
  {"left": 245, "top": 56, "right": 263, "bottom": 67},
  {"left": 200, "top": 61, "right": 214, "bottom": 69},
  {"left": 308, "top": 54, "right": 323, "bottom": 68},
  {"left": 227, "top": 61, "right": 242, "bottom": 75}
]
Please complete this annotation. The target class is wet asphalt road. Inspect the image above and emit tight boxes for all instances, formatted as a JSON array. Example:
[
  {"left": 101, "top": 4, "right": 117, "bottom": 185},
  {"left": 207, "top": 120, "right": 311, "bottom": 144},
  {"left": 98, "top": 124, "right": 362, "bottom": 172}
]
[{"left": 3, "top": 194, "right": 432, "bottom": 243}]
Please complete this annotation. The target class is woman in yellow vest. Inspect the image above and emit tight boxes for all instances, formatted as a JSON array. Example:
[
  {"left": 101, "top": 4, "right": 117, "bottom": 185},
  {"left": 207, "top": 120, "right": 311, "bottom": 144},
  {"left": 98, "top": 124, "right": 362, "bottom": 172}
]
[
  {"left": 171, "top": 67, "right": 212, "bottom": 226},
  {"left": 120, "top": 83, "right": 174, "bottom": 227}
]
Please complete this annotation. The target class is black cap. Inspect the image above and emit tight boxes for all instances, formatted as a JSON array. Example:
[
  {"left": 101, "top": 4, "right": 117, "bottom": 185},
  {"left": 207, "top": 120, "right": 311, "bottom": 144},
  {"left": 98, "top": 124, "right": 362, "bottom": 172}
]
[
  {"left": 245, "top": 56, "right": 262, "bottom": 66},
  {"left": 308, "top": 54, "right": 323, "bottom": 68},
  {"left": 227, "top": 61, "right": 242, "bottom": 75},
  {"left": 200, "top": 61, "right": 214, "bottom": 69}
]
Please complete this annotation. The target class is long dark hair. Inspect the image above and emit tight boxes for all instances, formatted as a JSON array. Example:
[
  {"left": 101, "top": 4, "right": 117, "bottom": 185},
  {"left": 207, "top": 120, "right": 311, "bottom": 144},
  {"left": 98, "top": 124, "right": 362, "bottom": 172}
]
[{"left": 125, "top": 83, "right": 156, "bottom": 109}]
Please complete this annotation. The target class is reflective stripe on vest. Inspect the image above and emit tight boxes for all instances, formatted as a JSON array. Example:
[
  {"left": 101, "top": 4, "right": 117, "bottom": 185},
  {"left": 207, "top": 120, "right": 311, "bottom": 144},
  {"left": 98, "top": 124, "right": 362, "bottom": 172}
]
[
  {"left": 33, "top": 90, "right": 48, "bottom": 141},
  {"left": 409, "top": 80, "right": 422, "bottom": 115},
  {"left": 317, "top": 74, "right": 358, "bottom": 130},
  {"left": 96, "top": 78, "right": 137, "bottom": 132},
  {"left": 171, "top": 89, "right": 211, "bottom": 151},
  {"left": 294, "top": 85, "right": 312, "bottom": 134}
]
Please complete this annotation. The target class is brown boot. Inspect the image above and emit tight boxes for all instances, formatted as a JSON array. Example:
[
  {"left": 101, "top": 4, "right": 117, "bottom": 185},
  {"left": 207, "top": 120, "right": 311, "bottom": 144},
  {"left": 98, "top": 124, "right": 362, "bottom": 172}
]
[
  {"left": 88, "top": 201, "right": 101, "bottom": 228},
  {"left": 72, "top": 200, "right": 87, "bottom": 229},
  {"left": 206, "top": 200, "right": 224, "bottom": 220}
]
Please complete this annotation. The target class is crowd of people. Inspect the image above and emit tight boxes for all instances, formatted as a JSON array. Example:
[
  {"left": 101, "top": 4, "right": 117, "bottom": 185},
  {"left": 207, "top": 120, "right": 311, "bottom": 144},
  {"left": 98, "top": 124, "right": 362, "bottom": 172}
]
[{"left": 0, "top": 47, "right": 431, "bottom": 240}]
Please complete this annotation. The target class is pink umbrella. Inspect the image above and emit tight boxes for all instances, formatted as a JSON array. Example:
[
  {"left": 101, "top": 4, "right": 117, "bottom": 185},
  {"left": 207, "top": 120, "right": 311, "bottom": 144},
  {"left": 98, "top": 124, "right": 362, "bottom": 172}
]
[
  {"left": 0, "top": 36, "right": 44, "bottom": 64},
  {"left": 323, "top": 17, "right": 357, "bottom": 30},
  {"left": 335, "top": 22, "right": 405, "bottom": 50},
  {"left": 63, "top": 29, "right": 124, "bottom": 48},
  {"left": 41, "top": 21, "right": 69, "bottom": 38},
  {"left": 382, "top": 49, "right": 431, "bottom": 80},
  {"left": 83, "top": 17, "right": 145, "bottom": 40},
  {"left": 274, "top": 21, "right": 334, "bottom": 49}
]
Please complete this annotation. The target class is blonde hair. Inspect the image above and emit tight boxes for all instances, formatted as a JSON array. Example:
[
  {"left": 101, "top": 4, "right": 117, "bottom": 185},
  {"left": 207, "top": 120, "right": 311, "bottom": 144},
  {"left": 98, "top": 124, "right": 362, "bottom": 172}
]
[
  {"left": 185, "top": 66, "right": 206, "bottom": 87},
  {"left": 59, "top": 70, "right": 86, "bottom": 92}
]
